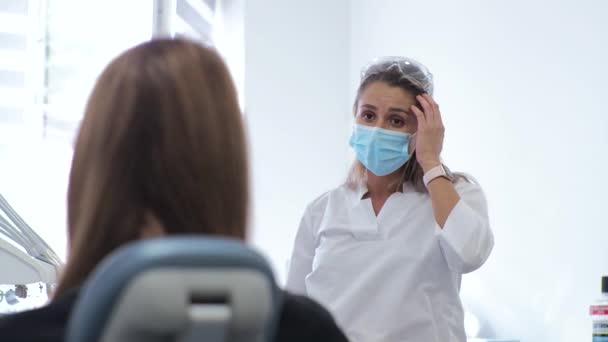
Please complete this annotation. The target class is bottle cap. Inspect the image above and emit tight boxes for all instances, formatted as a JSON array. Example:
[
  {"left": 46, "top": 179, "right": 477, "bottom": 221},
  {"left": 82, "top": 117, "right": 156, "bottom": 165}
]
[{"left": 602, "top": 276, "right": 608, "bottom": 294}]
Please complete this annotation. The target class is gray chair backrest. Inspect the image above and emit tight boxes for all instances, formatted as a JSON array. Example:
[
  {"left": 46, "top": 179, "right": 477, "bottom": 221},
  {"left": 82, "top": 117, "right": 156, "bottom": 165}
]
[{"left": 66, "top": 237, "right": 282, "bottom": 342}]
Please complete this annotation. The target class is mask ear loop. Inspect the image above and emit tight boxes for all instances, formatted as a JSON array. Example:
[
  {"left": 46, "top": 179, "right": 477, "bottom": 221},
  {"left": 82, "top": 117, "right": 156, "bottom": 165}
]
[
  {"left": 408, "top": 132, "right": 417, "bottom": 155},
  {"left": 396, "top": 132, "right": 417, "bottom": 193}
]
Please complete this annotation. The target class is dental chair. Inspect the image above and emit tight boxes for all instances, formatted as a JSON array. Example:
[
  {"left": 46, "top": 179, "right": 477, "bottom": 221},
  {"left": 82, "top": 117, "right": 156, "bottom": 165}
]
[{"left": 66, "top": 237, "right": 282, "bottom": 342}]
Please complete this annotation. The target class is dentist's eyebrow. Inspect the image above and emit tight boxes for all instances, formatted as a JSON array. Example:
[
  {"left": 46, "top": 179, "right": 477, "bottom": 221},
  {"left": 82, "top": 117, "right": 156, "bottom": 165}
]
[
  {"left": 361, "top": 104, "right": 377, "bottom": 110},
  {"left": 388, "top": 107, "right": 409, "bottom": 114}
]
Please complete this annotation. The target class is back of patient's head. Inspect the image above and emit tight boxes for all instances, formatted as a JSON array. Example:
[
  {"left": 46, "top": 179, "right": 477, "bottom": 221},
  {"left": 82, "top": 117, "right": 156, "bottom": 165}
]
[{"left": 55, "top": 38, "right": 248, "bottom": 296}]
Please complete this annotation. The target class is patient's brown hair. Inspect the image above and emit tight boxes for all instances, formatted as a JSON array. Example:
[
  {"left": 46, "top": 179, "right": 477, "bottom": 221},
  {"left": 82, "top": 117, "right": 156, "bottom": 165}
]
[{"left": 55, "top": 38, "right": 247, "bottom": 296}]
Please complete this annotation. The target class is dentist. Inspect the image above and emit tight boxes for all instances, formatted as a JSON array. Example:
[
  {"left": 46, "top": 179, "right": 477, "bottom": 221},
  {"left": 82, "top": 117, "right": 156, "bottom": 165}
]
[{"left": 286, "top": 57, "right": 494, "bottom": 342}]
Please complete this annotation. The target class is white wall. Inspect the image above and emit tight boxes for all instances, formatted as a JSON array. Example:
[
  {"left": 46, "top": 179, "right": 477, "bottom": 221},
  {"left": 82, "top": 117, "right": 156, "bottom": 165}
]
[
  {"left": 348, "top": 0, "right": 608, "bottom": 340},
  {"left": 245, "top": 0, "right": 352, "bottom": 284},
  {"left": 214, "top": 0, "right": 245, "bottom": 110}
]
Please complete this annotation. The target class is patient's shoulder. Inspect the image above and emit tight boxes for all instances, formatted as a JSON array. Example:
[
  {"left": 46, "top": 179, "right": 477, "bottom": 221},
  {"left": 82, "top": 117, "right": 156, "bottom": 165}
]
[{"left": 276, "top": 291, "right": 349, "bottom": 342}]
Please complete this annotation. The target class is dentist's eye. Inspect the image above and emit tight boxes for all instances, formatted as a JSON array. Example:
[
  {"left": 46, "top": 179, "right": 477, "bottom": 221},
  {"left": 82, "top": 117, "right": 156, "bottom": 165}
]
[
  {"left": 390, "top": 117, "right": 404, "bottom": 127},
  {"left": 361, "top": 112, "right": 375, "bottom": 121}
]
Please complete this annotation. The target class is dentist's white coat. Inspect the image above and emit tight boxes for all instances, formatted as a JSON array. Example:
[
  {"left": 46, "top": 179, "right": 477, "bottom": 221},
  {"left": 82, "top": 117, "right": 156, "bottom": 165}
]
[{"left": 286, "top": 177, "right": 494, "bottom": 342}]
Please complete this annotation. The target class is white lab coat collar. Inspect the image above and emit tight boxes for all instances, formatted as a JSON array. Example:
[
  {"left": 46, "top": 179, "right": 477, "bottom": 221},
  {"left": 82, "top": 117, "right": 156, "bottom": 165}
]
[{"left": 350, "top": 181, "right": 414, "bottom": 206}]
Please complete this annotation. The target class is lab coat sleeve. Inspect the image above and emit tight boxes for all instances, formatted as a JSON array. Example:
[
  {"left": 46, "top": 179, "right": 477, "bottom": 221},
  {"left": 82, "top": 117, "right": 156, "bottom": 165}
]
[
  {"left": 435, "top": 178, "right": 494, "bottom": 274},
  {"left": 285, "top": 208, "right": 316, "bottom": 295}
]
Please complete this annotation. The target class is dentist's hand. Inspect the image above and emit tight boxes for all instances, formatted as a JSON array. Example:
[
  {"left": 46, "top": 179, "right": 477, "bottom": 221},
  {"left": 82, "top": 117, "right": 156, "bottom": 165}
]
[{"left": 410, "top": 94, "right": 444, "bottom": 172}]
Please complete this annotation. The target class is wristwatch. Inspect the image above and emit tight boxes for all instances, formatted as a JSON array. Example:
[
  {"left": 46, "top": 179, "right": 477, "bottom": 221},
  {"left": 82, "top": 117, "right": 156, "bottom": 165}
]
[{"left": 423, "top": 164, "right": 453, "bottom": 187}]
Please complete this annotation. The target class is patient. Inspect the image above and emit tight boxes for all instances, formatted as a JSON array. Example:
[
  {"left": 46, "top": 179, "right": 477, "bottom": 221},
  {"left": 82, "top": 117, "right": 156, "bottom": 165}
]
[{"left": 0, "top": 38, "right": 348, "bottom": 342}]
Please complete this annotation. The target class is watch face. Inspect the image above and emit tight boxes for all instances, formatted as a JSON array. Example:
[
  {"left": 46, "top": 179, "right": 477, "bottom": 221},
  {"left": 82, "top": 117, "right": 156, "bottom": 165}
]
[{"left": 441, "top": 164, "right": 454, "bottom": 180}]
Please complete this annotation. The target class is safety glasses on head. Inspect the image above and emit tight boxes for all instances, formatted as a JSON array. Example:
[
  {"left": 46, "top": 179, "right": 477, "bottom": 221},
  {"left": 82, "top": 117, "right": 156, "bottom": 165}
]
[{"left": 360, "top": 56, "right": 434, "bottom": 96}]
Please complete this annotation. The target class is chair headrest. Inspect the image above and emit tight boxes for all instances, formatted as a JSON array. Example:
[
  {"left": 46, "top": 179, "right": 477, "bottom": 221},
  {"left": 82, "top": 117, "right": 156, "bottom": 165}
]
[{"left": 66, "top": 237, "right": 281, "bottom": 342}]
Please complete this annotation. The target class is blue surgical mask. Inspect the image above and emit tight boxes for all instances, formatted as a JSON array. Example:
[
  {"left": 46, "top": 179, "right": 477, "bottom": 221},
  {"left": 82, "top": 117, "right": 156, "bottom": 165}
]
[{"left": 349, "top": 124, "right": 413, "bottom": 176}]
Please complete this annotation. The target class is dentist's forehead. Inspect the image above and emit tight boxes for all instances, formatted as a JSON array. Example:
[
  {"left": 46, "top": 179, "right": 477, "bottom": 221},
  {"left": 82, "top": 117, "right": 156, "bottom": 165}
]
[{"left": 359, "top": 82, "right": 416, "bottom": 109}]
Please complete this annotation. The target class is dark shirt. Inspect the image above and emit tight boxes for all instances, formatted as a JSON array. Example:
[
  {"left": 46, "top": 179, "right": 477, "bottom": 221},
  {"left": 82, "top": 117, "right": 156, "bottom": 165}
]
[{"left": 0, "top": 288, "right": 349, "bottom": 342}]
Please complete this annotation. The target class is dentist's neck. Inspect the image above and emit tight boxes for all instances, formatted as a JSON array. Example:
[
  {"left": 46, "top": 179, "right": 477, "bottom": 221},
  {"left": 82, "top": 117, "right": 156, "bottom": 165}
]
[{"left": 365, "top": 170, "right": 402, "bottom": 198}]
